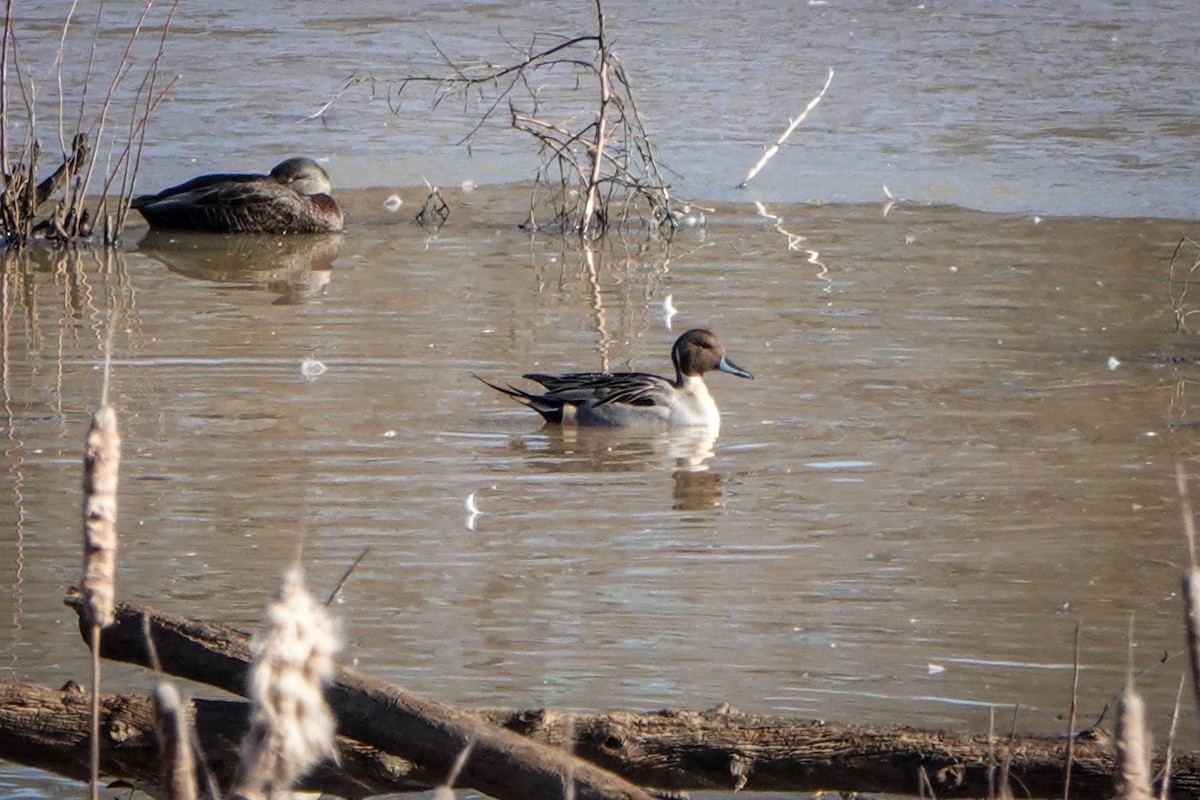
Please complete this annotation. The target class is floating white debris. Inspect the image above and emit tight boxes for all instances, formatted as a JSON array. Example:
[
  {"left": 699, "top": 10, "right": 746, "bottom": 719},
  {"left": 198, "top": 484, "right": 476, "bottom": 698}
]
[
  {"left": 905, "top": 233, "right": 916, "bottom": 245},
  {"left": 663, "top": 294, "right": 679, "bottom": 331},
  {"left": 1033, "top": 215, "right": 1043, "bottom": 225},
  {"left": 949, "top": 266, "right": 958, "bottom": 273},
  {"left": 678, "top": 205, "right": 706, "bottom": 228},
  {"left": 927, "top": 663, "right": 946, "bottom": 675},
  {"left": 882, "top": 184, "right": 895, "bottom": 200},
  {"left": 301, "top": 358, "right": 327, "bottom": 380},
  {"left": 383, "top": 430, "right": 397, "bottom": 439},
  {"left": 384, "top": 194, "right": 403, "bottom": 212},
  {"left": 461, "top": 180, "right": 477, "bottom": 193},
  {"left": 1107, "top": 355, "right": 1121, "bottom": 371},
  {"left": 465, "top": 492, "right": 480, "bottom": 531}
]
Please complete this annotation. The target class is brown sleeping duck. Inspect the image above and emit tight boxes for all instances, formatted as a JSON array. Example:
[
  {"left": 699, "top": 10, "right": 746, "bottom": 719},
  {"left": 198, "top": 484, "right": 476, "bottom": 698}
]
[{"left": 131, "top": 157, "right": 344, "bottom": 234}]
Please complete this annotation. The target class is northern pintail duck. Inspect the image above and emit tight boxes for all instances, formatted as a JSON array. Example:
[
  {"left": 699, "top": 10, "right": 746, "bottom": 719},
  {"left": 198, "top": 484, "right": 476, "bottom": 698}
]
[
  {"left": 480, "top": 328, "right": 753, "bottom": 432},
  {"left": 131, "top": 157, "right": 344, "bottom": 234}
]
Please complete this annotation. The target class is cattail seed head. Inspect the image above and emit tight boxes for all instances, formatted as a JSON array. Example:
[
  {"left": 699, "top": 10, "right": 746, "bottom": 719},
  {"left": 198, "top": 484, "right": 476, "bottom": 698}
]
[
  {"left": 79, "top": 404, "right": 120, "bottom": 629},
  {"left": 231, "top": 565, "right": 340, "bottom": 800},
  {"left": 1115, "top": 685, "right": 1153, "bottom": 800},
  {"left": 153, "top": 682, "right": 197, "bottom": 800}
]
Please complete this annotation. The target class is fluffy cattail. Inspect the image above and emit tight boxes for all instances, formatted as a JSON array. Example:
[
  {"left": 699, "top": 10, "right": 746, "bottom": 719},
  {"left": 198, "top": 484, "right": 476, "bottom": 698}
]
[
  {"left": 153, "top": 683, "right": 197, "bottom": 800},
  {"left": 1115, "top": 684, "right": 1153, "bottom": 800},
  {"left": 79, "top": 404, "right": 121, "bottom": 629},
  {"left": 231, "top": 565, "right": 339, "bottom": 800}
]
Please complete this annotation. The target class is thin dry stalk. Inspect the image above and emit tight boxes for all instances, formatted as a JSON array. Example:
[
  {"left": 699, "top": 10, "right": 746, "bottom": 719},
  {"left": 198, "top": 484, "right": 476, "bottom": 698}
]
[
  {"left": 230, "top": 565, "right": 340, "bottom": 800},
  {"left": 324, "top": 546, "right": 369, "bottom": 607},
  {"left": 1174, "top": 461, "right": 1200, "bottom": 717},
  {"left": 918, "top": 764, "right": 937, "bottom": 799},
  {"left": 738, "top": 67, "right": 834, "bottom": 189},
  {"left": 153, "top": 682, "right": 198, "bottom": 800},
  {"left": 578, "top": 0, "right": 611, "bottom": 240},
  {"left": 1064, "top": 621, "right": 1081, "bottom": 800},
  {"left": 430, "top": 741, "right": 475, "bottom": 800},
  {"left": 987, "top": 706, "right": 996, "bottom": 800},
  {"left": 1, "top": 0, "right": 12, "bottom": 174},
  {"left": 1159, "top": 673, "right": 1185, "bottom": 800},
  {"left": 998, "top": 753, "right": 1015, "bottom": 800},
  {"left": 66, "top": 1, "right": 155, "bottom": 230}
]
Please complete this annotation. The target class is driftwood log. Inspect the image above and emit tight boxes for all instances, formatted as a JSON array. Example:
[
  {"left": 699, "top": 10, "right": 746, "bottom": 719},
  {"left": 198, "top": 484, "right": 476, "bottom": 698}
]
[
  {"left": 60, "top": 595, "right": 1200, "bottom": 799},
  {"left": 64, "top": 593, "right": 657, "bottom": 800},
  {"left": 0, "top": 680, "right": 425, "bottom": 798}
]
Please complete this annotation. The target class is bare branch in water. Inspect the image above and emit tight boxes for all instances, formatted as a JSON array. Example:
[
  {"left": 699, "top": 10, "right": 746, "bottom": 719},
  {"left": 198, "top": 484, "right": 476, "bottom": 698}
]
[
  {"left": 739, "top": 68, "right": 834, "bottom": 189},
  {"left": 331, "top": 0, "right": 675, "bottom": 240}
]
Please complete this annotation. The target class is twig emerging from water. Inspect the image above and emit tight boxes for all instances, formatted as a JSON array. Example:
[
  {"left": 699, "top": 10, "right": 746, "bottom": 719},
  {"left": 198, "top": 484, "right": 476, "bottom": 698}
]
[
  {"left": 416, "top": 181, "right": 449, "bottom": 231},
  {"left": 325, "top": 546, "right": 370, "bottom": 607},
  {"left": 738, "top": 68, "right": 833, "bottom": 189},
  {"left": 1168, "top": 237, "right": 1200, "bottom": 333}
]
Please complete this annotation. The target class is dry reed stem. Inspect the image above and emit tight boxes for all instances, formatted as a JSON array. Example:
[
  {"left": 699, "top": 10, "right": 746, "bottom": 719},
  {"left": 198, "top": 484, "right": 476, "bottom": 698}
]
[
  {"left": 987, "top": 706, "right": 996, "bottom": 800},
  {"left": 1064, "top": 621, "right": 1081, "bottom": 800},
  {"left": 153, "top": 682, "right": 198, "bottom": 800},
  {"left": 231, "top": 565, "right": 339, "bottom": 800},
  {"left": 1159, "top": 673, "right": 1185, "bottom": 800},
  {"left": 1174, "top": 461, "right": 1200, "bottom": 719},
  {"left": 430, "top": 741, "right": 475, "bottom": 800},
  {"left": 738, "top": 67, "right": 834, "bottom": 189},
  {"left": 578, "top": 0, "right": 610, "bottom": 240},
  {"left": 1116, "top": 684, "right": 1153, "bottom": 800}
]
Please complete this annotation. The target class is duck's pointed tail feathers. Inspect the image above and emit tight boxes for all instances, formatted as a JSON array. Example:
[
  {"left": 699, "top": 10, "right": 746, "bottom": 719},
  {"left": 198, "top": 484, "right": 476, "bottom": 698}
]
[{"left": 474, "top": 374, "right": 564, "bottom": 424}]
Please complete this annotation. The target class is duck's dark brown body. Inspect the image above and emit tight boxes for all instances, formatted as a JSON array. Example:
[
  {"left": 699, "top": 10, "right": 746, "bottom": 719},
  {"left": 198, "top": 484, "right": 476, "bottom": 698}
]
[{"left": 131, "top": 157, "right": 344, "bottom": 234}]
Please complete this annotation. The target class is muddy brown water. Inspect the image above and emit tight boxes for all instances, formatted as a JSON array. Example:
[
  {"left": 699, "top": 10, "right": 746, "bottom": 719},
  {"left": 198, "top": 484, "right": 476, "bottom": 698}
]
[
  {"left": 6, "top": 0, "right": 1200, "bottom": 796},
  {"left": 3, "top": 187, "right": 1200, "bottom": 797}
]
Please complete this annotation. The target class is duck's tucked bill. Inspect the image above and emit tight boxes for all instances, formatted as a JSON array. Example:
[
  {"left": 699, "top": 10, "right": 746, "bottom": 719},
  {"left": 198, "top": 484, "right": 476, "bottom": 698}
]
[
  {"left": 131, "top": 157, "right": 344, "bottom": 234},
  {"left": 479, "top": 328, "right": 753, "bottom": 433}
]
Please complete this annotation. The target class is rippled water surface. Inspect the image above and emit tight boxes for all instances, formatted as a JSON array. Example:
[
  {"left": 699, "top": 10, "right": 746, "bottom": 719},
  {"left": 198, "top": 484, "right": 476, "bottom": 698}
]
[{"left": 4, "top": 1, "right": 1200, "bottom": 798}]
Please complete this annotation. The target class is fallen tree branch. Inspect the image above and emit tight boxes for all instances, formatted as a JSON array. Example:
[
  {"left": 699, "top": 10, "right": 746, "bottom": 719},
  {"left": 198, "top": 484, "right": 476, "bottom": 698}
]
[
  {"left": 64, "top": 592, "right": 658, "bottom": 800},
  {"left": 0, "top": 679, "right": 427, "bottom": 798},
  {"left": 61, "top": 594, "right": 1200, "bottom": 799}
]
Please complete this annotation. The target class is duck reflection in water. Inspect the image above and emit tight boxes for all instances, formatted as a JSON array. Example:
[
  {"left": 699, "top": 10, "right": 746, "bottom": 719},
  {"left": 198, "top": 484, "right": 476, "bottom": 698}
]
[
  {"left": 137, "top": 229, "right": 341, "bottom": 304},
  {"left": 492, "top": 419, "right": 729, "bottom": 512},
  {"left": 131, "top": 157, "right": 344, "bottom": 234}
]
